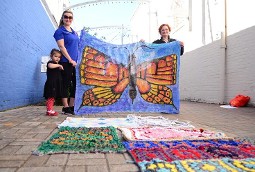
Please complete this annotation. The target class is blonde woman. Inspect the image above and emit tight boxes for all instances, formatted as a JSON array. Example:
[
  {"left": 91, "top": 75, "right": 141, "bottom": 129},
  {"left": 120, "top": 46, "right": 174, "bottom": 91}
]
[{"left": 53, "top": 10, "right": 79, "bottom": 115}]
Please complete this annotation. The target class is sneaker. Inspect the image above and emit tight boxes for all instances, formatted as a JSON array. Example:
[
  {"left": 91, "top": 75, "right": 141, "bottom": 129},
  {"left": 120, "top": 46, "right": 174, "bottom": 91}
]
[
  {"left": 70, "top": 106, "right": 74, "bottom": 113},
  {"left": 46, "top": 110, "right": 58, "bottom": 116},
  {"left": 62, "top": 107, "right": 74, "bottom": 115}
]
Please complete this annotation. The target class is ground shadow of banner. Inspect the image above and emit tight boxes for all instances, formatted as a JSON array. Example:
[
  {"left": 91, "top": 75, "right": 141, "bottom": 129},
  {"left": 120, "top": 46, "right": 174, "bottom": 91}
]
[{"left": 74, "top": 30, "right": 181, "bottom": 115}]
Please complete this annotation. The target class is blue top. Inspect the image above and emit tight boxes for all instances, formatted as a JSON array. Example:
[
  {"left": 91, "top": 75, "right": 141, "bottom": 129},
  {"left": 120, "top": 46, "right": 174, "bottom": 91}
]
[{"left": 53, "top": 26, "right": 79, "bottom": 62}]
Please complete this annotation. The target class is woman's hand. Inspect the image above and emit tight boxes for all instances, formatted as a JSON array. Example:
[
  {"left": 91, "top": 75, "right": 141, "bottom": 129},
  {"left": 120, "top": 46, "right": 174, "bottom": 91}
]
[
  {"left": 179, "top": 41, "right": 184, "bottom": 46},
  {"left": 69, "top": 60, "right": 77, "bottom": 67}
]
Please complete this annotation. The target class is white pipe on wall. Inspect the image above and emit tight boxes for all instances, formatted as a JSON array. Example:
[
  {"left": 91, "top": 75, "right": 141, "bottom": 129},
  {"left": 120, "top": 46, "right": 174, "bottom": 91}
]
[
  {"left": 202, "top": 0, "right": 205, "bottom": 45},
  {"left": 219, "top": 0, "right": 227, "bottom": 104},
  {"left": 189, "top": 0, "right": 192, "bottom": 31}
]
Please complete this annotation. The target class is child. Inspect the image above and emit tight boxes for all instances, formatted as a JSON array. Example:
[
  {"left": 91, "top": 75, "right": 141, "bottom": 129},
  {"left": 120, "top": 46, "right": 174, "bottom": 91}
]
[{"left": 43, "top": 49, "right": 64, "bottom": 116}]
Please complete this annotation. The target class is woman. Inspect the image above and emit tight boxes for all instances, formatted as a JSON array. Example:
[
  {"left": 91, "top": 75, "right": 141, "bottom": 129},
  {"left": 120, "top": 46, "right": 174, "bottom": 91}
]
[
  {"left": 53, "top": 10, "right": 79, "bottom": 115},
  {"left": 153, "top": 24, "right": 184, "bottom": 55}
]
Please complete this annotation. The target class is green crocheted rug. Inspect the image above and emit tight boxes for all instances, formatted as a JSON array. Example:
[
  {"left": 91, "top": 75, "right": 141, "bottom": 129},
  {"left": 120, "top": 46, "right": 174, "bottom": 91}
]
[{"left": 33, "top": 126, "right": 125, "bottom": 155}]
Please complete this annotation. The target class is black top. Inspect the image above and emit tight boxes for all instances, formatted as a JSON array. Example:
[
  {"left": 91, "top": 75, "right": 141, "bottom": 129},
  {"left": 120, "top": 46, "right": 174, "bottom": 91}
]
[
  {"left": 43, "top": 61, "right": 63, "bottom": 99},
  {"left": 153, "top": 36, "right": 184, "bottom": 55}
]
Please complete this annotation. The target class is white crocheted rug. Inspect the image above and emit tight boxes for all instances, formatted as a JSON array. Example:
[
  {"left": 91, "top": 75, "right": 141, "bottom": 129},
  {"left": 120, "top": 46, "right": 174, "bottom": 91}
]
[{"left": 58, "top": 115, "right": 194, "bottom": 129}]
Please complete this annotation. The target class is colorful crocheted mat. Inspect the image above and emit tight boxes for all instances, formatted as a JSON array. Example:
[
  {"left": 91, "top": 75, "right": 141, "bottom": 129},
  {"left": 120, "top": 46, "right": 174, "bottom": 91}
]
[
  {"left": 120, "top": 127, "right": 226, "bottom": 141},
  {"left": 123, "top": 140, "right": 255, "bottom": 162},
  {"left": 33, "top": 126, "right": 125, "bottom": 155},
  {"left": 138, "top": 158, "right": 255, "bottom": 172}
]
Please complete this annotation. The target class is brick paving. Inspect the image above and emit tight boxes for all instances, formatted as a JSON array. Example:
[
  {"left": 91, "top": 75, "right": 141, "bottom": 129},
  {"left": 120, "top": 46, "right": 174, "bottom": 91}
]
[{"left": 0, "top": 101, "right": 254, "bottom": 172}]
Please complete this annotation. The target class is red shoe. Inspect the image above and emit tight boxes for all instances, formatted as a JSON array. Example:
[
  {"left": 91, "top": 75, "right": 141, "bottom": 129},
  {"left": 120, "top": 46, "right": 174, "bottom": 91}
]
[{"left": 46, "top": 110, "right": 59, "bottom": 116}]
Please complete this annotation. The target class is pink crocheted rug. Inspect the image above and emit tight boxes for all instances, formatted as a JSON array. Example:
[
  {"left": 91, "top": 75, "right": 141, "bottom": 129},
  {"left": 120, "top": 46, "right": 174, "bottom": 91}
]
[{"left": 120, "top": 127, "right": 226, "bottom": 141}]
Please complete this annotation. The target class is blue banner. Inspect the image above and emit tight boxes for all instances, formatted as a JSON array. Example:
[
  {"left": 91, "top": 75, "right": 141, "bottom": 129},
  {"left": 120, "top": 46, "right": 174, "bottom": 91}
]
[{"left": 75, "top": 30, "right": 180, "bottom": 115}]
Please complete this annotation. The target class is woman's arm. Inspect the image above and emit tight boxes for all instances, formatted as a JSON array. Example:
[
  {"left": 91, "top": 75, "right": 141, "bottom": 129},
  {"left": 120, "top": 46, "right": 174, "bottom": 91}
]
[
  {"left": 179, "top": 41, "right": 184, "bottom": 55},
  {"left": 56, "top": 39, "right": 77, "bottom": 66}
]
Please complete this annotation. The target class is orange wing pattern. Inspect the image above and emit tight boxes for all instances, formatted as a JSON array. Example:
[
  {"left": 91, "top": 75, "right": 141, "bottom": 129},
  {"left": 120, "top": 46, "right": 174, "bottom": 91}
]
[
  {"left": 80, "top": 46, "right": 130, "bottom": 107},
  {"left": 136, "top": 55, "right": 177, "bottom": 106},
  {"left": 79, "top": 46, "right": 177, "bottom": 108}
]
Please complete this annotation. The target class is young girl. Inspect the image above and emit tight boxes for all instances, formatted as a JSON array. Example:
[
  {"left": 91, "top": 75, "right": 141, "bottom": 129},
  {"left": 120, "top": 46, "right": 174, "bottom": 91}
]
[{"left": 43, "top": 49, "right": 64, "bottom": 116}]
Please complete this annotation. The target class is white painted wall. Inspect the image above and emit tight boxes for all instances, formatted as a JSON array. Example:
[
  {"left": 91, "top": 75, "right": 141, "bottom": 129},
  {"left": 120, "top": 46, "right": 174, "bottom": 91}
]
[
  {"left": 180, "top": 25, "right": 255, "bottom": 106},
  {"left": 180, "top": 40, "right": 224, "bottom": 104},
  {"left": 225, "top": 26, "right": 255, "bottom": 105},
  {"left": 179, "top": 0, "right": 255, "bottom": 106}
]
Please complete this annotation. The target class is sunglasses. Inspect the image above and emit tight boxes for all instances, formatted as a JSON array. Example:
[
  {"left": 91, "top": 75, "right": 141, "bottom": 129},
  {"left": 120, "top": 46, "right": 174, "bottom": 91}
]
[{"left": 63, "top": 15, "right": 73, "bottom": 20}]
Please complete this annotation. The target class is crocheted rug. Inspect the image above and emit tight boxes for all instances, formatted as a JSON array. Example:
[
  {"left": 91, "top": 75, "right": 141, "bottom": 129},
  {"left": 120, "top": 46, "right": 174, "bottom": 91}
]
[
  {"left": 33, "top": 126, "right": 125, "bottom": 155},
  {"left": 126, "top": 115, "right": 194, "bottom": 128},
  {"left": 123, "top": 140, "right": 255, "bottom": 163},
  {"left": 120, "top": 127, "right": 226, "bottom": 141},
  {"left": 58, "top": 117, "right": 140, "bottom": 128},
  {"left": 139, "top": 158, "right": 255, "bottom": 172},
  {"left": 58, "top": 115, "right": 194, "bottom": 128}
]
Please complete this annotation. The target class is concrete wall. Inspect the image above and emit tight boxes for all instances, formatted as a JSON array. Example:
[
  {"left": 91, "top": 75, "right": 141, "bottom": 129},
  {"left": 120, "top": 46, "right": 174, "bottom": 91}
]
[
  {"left": 0, "top": 0, "right": 57, "bottom": 111},
  {"left": 180, "top": 26, "right": 255, "bottom": 106}
]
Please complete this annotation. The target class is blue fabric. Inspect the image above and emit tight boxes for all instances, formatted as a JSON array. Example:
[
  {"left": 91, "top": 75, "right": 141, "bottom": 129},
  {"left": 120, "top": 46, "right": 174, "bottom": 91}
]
[
  {"left": 74, "top": 30, "right": 181, "bottom": 115},
  {"left": 53, "top": 26, "right": 79, "bottom": 62}
]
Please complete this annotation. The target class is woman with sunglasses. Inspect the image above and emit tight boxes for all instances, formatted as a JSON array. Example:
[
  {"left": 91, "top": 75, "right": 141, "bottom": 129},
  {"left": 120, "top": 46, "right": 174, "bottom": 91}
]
[{"left": 53, "top": 10, "right": 79, "bottom": 115}]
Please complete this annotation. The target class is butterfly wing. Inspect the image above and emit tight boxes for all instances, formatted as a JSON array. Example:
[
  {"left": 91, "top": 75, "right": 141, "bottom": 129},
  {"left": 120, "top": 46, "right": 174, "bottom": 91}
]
[
  {"left": 136, "top": 54, "right": 177, "bottom": 106},
  {"left": 79, "top": 46, "right": 129, "bottom": 107}
]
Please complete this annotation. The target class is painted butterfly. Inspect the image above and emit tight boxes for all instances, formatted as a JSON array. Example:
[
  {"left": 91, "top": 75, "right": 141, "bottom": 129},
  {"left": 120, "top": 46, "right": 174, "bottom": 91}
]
[{"left": 79, "top": 46, "right": 177, "bottom": 109}]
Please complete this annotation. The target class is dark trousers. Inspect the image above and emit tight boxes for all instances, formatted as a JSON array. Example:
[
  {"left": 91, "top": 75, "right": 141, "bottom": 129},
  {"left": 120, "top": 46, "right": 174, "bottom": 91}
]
[{"left": 60, "top": 62, "right": 76, "bottom": 98}]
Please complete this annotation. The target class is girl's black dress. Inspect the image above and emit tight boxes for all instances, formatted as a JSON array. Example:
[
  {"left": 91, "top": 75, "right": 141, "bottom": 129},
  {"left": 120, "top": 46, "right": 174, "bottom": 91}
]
[{"left": 43, "top": 61, "right": 63, "bottom": 99}]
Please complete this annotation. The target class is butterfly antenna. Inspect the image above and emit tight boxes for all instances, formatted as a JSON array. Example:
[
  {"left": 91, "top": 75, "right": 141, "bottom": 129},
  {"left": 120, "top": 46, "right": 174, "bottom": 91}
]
[
  {"left": 113, "top": 46, "right": 130, "bottom": 54},
  {"left": 172, "top": 103, "right": 177, "bottom": 110},
  {"left": 77, "top": 104, "right": 83, "bottom": 112},
  {"left": 133, "top": 44, "right": 154, "bottom": 53}
]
